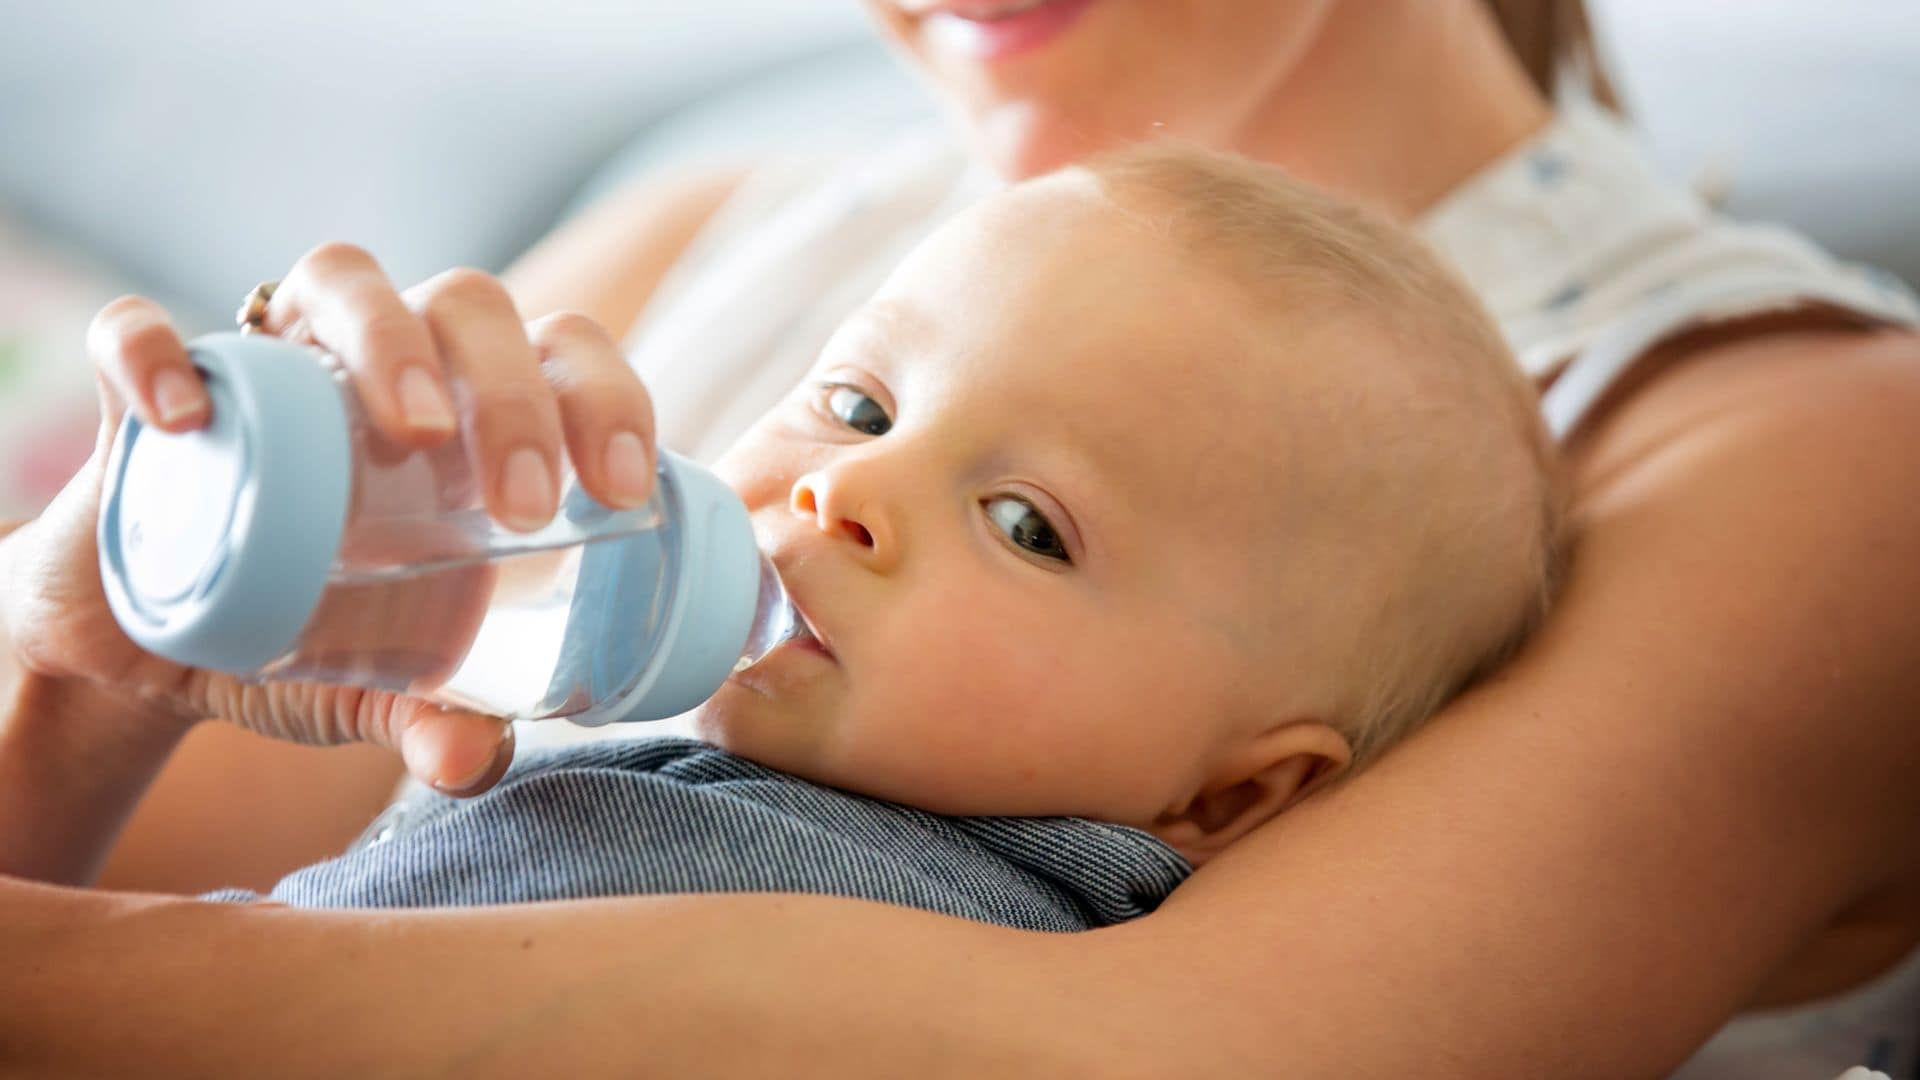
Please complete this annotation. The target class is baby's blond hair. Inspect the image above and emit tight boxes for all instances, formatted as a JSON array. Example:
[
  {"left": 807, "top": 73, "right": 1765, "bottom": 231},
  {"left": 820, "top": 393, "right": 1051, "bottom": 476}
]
[{"left": 1077, "top": 142, "right": 1572, "bottom": 768}]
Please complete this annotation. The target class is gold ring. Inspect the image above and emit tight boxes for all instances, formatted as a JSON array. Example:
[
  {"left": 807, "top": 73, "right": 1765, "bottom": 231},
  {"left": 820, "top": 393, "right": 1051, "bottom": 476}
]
[{"left": 236, "top": 280, "right": 279, "bottom": 335}]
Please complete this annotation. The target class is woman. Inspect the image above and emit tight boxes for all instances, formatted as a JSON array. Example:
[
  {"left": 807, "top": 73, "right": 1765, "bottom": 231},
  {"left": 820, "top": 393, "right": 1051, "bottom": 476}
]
[{"left": 4, "top": 2, "right": 1918, "bottom": 1074}]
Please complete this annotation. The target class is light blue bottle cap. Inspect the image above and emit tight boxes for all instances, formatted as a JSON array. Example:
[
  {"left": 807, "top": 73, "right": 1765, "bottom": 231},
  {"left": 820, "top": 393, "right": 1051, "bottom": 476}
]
[
  {"left": 98, "top": 332, "right": 352, "bottom": 675},
  {"left": 568, "top": 451, "right": 762, "bottom": 725}
]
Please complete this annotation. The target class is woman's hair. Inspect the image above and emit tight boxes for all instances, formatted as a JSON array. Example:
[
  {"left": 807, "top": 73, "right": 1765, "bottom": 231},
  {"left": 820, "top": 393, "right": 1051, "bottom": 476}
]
[
  {"left": 1483, "top": 0, "right": 1622, "bottom": 110},
  {"left": 1079, "top": 142, "right": 1573, "bottom": 768}
]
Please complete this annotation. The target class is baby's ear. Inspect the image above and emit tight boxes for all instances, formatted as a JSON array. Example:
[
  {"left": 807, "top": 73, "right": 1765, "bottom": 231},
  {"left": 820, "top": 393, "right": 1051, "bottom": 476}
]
[{"left": 1146, "top": 722, "right": 1351, "bottom": 868}]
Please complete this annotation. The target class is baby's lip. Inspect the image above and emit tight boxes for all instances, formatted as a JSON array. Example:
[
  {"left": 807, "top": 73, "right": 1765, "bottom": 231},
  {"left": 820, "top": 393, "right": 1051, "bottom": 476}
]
[
  {"left": 785, "top": 591, "right": 837, "bottom": 662},
  {"left": 765, "top": 537, "right": 839, "bottom": 662}
]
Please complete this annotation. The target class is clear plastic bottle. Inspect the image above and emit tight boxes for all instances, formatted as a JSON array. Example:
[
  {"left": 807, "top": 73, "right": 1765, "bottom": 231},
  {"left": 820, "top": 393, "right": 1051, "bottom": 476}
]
[{"left": 98, "top": 332, "right": 801, "bottom": 724}]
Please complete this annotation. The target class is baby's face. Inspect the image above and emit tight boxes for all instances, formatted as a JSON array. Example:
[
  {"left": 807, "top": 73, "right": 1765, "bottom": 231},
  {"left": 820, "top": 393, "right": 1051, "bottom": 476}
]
[{"left": 701, "top": 178, "right": 1343, "bottom": 837}]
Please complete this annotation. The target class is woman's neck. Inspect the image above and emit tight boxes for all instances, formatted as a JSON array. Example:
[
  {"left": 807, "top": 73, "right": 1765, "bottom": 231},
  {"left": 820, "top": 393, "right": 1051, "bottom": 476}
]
[{"left": 1230, "top": 1, "right": 1555, "bottom": 221}]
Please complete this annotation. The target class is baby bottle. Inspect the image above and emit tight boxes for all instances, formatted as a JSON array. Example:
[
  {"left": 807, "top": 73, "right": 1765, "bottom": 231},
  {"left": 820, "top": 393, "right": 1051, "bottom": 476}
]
[{"left": 97, "top": 331, "right": 801, "bottom": 725}]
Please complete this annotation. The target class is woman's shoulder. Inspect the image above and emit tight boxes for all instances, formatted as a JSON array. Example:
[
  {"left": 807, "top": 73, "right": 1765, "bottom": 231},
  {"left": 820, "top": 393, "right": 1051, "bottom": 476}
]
[
  {"left": 1419, "top": 100, "right": 1920, "bottom": 391},
  {"left": 1563, "top": 315, "right": 1920, "bottom": 499}
]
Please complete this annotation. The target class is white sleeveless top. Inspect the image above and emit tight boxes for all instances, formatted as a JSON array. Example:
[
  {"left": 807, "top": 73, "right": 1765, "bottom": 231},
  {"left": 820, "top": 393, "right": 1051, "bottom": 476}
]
[{"left": 599, "top": 101, "right": 1919, "bottom": 1077}]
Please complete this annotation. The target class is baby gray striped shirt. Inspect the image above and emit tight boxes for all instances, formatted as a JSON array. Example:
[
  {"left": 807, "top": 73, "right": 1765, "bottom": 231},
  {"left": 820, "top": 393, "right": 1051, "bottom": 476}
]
[{"left": 204, "top": 736, "right": 1191, "bottom": 932}]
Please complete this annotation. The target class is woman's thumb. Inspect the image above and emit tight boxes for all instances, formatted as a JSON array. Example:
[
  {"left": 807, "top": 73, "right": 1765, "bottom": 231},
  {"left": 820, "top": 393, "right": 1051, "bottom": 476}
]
[
  {"left": 397, "top": 704, "right": 515, "bottom": 796},
  {"left": 90, "top": 371, "right": 126, "bottom": 439}
]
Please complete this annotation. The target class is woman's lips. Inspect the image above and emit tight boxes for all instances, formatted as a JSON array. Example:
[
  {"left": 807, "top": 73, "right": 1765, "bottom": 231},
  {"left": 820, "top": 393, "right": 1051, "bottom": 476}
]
[
  {"left": 914, "top": 0, "right": 1097, "bottom": 61},
  {"left": 898, "top": 0, "right": 1054, "bottom": 14}
]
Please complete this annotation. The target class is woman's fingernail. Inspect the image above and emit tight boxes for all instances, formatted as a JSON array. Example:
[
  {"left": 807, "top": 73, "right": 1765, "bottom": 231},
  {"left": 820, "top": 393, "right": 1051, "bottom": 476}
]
[
  {"left": 152, "top": 369, "right": 207, "bottom": 425},
  {"left": 436, "top": 749, "right": 496, "bottom": 795},
  {"left": 433, "top": 723, "right": 513, "bottom": 796},
  {"left": 501, "top": 447, "right": 555, "bottom": 530},
  {"left": 396, "top": 366, "right": 456, "bottom": 433},
  {"left": 603, "top": 430, "right": 653, "bottom": 507}
]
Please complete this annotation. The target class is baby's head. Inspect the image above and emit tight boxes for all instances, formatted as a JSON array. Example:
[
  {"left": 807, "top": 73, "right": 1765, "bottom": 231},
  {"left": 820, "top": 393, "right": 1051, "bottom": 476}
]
[{"left": 702, "top": 144, "right": 1568, "bottom": 866}]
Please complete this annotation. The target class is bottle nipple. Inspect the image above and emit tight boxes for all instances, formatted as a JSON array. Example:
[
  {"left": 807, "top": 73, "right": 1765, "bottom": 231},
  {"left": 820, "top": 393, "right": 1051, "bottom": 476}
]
[{"left": 733, "top": 554, "right": 803, "bottom": 672}]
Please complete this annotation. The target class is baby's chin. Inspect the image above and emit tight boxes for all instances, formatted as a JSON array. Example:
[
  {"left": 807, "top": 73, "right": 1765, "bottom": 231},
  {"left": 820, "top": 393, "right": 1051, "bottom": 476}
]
[
  {"left": 687, "top": 687, "right": 759, "bottom": 749},
  {"left": 690, "top": 684, "right": 828, "bottom": 774},
  {"left": 693, "top": 688, "right": 927, "bottom": 808}
]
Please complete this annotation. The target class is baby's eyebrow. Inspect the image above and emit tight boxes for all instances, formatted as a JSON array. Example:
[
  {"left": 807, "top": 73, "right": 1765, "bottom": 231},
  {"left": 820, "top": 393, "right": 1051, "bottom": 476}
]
[{"left": 840, "top": 299, "right": 935, "bottom": 358}]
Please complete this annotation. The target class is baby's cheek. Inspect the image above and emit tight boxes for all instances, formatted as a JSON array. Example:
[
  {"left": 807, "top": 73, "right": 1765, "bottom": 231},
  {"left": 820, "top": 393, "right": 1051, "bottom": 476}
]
[
  {"left": 714, "top": 438, "right": 804, "bottom": 510},
  {"left": 847, "top": 608, "right": 1096, "bottom": 814}
]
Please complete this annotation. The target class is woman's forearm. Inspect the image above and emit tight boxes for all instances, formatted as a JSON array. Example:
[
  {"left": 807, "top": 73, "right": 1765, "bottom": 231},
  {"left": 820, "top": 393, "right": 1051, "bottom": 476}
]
[
  {"left": 0, "top": 670, "right": 195, "bottom": 884},
  {"left": 0, "top": 522, "right": 197, "bottom": 883},
  {"left": 0, "top": 877, "right": 1152, "bottom": 1077}
]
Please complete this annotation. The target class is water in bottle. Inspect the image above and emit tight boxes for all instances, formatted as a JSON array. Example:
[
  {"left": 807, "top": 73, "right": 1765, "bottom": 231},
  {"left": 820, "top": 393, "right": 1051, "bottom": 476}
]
[{"left": 98, "top": 332, "right": 802, "bottom": 725}]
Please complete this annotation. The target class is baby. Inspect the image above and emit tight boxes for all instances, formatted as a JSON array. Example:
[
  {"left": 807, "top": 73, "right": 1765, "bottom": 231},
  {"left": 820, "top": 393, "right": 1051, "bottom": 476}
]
[{"left": 206, "top": 144, "right": 1569, "bottom": 929}]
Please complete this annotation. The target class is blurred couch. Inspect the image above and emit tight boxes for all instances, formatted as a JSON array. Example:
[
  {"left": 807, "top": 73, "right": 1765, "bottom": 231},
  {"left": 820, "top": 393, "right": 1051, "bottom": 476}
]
[{"left": 1, "top": 1, "right": 1916, "bottom": 517}]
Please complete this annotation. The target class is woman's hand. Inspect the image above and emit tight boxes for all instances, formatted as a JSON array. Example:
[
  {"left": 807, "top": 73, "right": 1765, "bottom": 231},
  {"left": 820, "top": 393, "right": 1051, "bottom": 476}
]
[{"left": 2, "top": 242, "right": 657, "bottom": 795}]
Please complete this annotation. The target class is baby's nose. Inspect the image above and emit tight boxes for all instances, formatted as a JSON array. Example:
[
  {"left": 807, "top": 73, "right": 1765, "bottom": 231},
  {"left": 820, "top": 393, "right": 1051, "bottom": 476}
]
[{"left": 790, "top": 473, "right": 875, "bottom": 548}]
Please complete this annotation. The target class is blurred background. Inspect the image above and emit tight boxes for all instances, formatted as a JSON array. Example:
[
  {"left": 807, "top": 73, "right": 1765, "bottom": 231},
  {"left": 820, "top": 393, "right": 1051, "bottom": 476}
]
[{"left": 1, "top": 0, "right": 1916, "bottom": 518}]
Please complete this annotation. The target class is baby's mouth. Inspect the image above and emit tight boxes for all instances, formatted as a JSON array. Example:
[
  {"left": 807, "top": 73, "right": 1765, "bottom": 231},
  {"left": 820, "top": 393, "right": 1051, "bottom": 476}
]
[{"left": 790, "top": 602, "right": 836, "bottom": 662}]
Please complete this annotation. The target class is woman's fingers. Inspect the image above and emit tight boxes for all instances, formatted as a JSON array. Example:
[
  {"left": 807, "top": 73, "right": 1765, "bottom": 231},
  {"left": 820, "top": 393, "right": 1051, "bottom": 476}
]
[
  {"left": 85, "top": 251, "right": 652, "bottom": 540},
  {"left": 85, "top": 296, "right": 204, "bottom": 432},
  {"left": 186, "top": 672, "right": 516, "bottom": 795},
  {"left": 403, "top": 269, "right": 565, "bottom": 532},
  {"left": 312, "top": 682, "right": 514, "bottom": 796},
  {"left": 268, "top": 242, "right": 459, "bottom": 447},
  {"left": 527, "top": 312, "right": 658, "bottom": 509},
  {"left": 399, "top": 706, "right": 516, "bottom": 796}
]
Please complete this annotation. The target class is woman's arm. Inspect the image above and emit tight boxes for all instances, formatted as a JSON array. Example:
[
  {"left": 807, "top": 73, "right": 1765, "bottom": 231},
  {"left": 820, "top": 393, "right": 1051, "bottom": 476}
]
[
  {"left": 0, "top": 637, "right": 195, "bottom": 885},
  {"left": 0, "top": 877, "right": 1121, "bottom": 1077},
  {"left": 77, "top": 165, "right": 747, "bottom": 895},
  {"left": 6, "top": 324, "right": 1918, "bottom": 1076}
]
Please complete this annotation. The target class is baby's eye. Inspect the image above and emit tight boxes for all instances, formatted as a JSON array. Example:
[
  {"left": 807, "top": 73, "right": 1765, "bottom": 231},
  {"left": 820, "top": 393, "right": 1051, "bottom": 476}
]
[
  {"left": 984, "top": 495, "right": 1071, "bottom": 565},
  {"left": 825, "top": 385, "right": 891, "bottom": 436}
]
